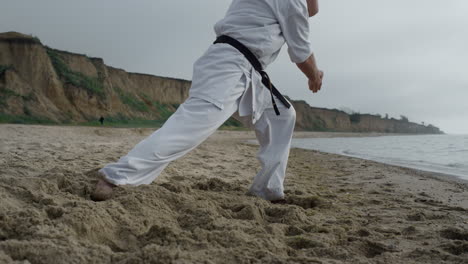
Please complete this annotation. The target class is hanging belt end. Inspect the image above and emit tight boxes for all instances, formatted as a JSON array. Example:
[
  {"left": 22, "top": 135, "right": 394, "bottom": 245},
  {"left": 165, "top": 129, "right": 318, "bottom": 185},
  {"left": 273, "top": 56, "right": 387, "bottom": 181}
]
[{"left": 273, "top": 104, "right": 280, "bottom": 116}]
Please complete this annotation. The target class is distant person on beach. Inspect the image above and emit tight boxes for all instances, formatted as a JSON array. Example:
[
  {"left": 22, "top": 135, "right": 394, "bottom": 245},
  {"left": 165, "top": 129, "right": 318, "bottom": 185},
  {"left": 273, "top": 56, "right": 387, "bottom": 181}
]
[
  {"left": 92, "top": 0, "right": 324, "bottom": 202},
  {"left": 99, "top": 116, "right": 104, "bottom": 125}
]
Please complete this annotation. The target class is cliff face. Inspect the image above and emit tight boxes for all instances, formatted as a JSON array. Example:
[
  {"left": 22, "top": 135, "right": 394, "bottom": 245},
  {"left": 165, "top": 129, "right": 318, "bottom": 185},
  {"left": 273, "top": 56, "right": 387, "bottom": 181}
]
[
  {"left": 292, "top": 100, "right": 442, "bottom": 133},
  {"left": 292, "top": 101, "right": 443, "bottom": 134},
  {"left": 0, "top": 32, "right": 189, "bottom": 123},
  {"left": 0, "top": 32, "right": 442, "bottom": 134}
]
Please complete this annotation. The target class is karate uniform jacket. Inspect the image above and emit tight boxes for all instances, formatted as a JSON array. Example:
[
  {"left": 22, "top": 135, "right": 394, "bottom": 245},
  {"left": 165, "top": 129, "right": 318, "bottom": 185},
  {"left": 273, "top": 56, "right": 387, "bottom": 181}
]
[{"left": 189, "top": 0, "right": 313, "bottom": 124}]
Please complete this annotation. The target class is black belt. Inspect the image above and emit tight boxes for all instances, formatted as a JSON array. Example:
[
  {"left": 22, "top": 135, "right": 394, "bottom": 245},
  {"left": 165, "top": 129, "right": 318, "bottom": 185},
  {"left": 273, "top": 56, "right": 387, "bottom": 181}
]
[{"left": 214, "top": 35, "right": 291, "bottom": 116}]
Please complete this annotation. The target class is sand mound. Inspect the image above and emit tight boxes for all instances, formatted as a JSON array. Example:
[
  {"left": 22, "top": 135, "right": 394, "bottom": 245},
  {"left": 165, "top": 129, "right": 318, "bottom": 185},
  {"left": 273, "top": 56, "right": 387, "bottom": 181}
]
[{"left": 1, "top": 124, "right": 468, "bottom": 263}]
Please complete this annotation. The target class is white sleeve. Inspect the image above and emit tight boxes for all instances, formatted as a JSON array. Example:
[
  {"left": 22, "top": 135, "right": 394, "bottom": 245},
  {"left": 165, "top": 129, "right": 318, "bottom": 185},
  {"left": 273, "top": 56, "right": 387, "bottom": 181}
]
[{"left": 278, "top": 0, "right": 313, "bottom": 63}]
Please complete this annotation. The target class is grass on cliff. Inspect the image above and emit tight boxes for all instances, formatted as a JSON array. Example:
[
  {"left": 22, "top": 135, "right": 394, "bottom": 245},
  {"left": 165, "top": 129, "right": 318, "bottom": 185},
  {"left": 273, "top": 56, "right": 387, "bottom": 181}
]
[
  {"left": 222, "top": 117, "right": 244, "bottom": 129},
  {"left": 152, "top": 101, "right": 175, "bottom": 120},
  {"left": 46, "top": 48, "right": 105, "bottom": 97},
  {"left": 350, "top": 113, "right": 361, "bottom": 123},
  {"left": 80, "top": 115, "right": 167, "bottom": 128},
  {"left": 137, "top": 93, "right": 179, "bottom": 119},
  {"left": 0, "top": 88, "right": 34, "bottom": 107},
  {"left": 114, "top": 88, "right": 150, "bottom": 112},
  {"left": 0, "top": 113, "right": 57, "bottom": 125},
  {"left": 310, "top": 118, "right": 327, "bottom": 131},
  {"left": 0, "top": 65, "right": 13, "bottom": 77},
  {"left": 0, "top": 111, "right": 248, "bottom": 131},
  {"left": 77, "top": 110, "right": 245, "bottom": 130},
  {"left": 301, "top": 115, "right": 328, "bottom": 132}
]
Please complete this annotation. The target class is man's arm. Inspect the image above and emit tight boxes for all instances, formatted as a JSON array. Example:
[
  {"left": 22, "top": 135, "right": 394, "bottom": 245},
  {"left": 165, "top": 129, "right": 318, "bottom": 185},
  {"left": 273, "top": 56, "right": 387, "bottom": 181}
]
[
  {"left": 307, "top": 0, "right": 319, "bottom": 17},
  {"left": 297, "top": 53, "right": 323, "bottom": 93},
  {"left": 278, "top": 0, "right": 323, "bottom": 92}
]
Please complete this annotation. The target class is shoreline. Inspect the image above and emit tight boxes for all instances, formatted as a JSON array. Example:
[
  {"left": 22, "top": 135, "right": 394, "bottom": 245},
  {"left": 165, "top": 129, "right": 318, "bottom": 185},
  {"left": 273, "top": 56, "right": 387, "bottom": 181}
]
[
  {"left": 288, "top": 148, "right": 468, "bottom": 210},
  {"left": 289, "top": 137, "right": 468, "bottom": 211},
  {"left": 293, "top": 147, "right": 468, "bottom": 187},
  {"left": 274, "top": 132, "right": 468, "bottom": 188}
]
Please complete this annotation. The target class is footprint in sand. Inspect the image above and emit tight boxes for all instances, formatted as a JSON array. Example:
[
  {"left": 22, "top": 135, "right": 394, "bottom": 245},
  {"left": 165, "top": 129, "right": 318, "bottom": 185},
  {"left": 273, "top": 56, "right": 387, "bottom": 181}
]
[
  {"left": 358, "top": 240, "right": 400, "bottom": 258},
  {"left": 264, "top": 206, "right": 310, "bottom": 225},
  {"left": 286, "top": 236, "right": 324, "bottom": 249},
  {"left": 284, "top": 225, "right": 305, "bottom": 236},
  {"left": 401, "top": 226, "right": 418, "bottom": 236},
  {"left": 139, "top": 224, "right": 180, "bottom": 246},
  {"left": 159, "top": 182, "right": 191, "bottom": 194},
  {"left": 441, "top": 241, "right": 468, "bottom": 256},
  {"left": 406, "top": 212, "right": 426, "bottom": 221},
  {"left": 355, "top": 228, "right": 371, "bottom": 237},
  {"left": 227, "top": 203, "right": 264, "bottom": 221},
  {"left": 192, "top": 178, "right": 242, "bottom": 192},
  {"left": 440, "top": 227, "right": 468, "bottom": 241},
  {"left": 286, "top": 195, "right": 325, "bottom": 209},
  {"left": 46, "top": 206, "right": 65, "bottom": 220}
]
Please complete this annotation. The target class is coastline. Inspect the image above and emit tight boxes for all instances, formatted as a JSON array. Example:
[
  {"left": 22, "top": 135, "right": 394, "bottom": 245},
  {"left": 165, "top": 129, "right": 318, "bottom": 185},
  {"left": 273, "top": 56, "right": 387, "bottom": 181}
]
[
  {"left": 267, "top": 132, "right": 468, "bottom": 189},
  {"left": 1, "top": 124, "right": 467, "bottom": 263},
  {"left": 287, "top": 133, "right": 468, "bottom": 210}
]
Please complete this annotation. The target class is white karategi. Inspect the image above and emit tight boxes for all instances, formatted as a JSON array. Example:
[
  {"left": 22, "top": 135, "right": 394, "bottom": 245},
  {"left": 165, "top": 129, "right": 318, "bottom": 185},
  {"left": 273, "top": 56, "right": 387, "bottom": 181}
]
[{"left": 100, "top": 0, "right": 313, "bottom": 201}]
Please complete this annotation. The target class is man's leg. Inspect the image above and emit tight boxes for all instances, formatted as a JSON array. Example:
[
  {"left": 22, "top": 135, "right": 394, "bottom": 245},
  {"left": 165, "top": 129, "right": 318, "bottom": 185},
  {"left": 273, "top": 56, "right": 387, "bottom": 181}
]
[
  {"left": 92, "top": 73, "right": 247, "bottom": 201},
  {"left": 248, "top": 103, "right": 296, "bottom": 201},
  {"left": 97, "top": 96, "right": 241, "bottom": 188}
]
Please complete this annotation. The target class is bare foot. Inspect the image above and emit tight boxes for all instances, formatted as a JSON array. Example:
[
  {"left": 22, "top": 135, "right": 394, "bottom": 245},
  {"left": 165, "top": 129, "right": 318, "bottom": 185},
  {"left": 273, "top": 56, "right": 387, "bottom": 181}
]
[{"left": 91, "top": 178, "right": 116, "bottom": 202}]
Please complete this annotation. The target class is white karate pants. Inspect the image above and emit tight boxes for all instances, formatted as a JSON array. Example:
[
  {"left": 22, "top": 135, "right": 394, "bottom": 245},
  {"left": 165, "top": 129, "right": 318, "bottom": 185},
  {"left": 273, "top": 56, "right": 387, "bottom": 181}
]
[{"left": 100, "top": 76, "right": 296, "bottom": 201}]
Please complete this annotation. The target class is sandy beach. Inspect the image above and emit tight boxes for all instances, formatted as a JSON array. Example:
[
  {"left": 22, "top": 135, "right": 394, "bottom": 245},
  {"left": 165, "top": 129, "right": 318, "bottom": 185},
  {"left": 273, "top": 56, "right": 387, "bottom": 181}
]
[{"left": 0, "top": 124, "right": 467, "bottom": 264}]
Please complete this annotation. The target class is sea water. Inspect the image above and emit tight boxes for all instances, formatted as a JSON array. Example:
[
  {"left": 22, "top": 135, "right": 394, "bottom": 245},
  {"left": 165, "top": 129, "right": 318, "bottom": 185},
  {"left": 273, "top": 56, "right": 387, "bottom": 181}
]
[{"left": 290, "top": 134, "right": 468, "bottom": 181}]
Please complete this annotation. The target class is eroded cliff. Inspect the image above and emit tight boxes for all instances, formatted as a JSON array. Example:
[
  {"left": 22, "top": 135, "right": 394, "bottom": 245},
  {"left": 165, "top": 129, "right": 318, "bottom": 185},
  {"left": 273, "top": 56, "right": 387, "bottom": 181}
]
[
  {"left": 0, "top": 32, "right": 189, "bottom": 124},
  {"left": 0, "top": 32, "right": 442, "bottom": 133}
]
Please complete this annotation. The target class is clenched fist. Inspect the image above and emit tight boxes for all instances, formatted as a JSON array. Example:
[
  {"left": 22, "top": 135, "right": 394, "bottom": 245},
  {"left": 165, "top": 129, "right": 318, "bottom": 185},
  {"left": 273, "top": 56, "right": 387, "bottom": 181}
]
[{"left": 308, "top": 70, "right": 324, "bottom": 93}]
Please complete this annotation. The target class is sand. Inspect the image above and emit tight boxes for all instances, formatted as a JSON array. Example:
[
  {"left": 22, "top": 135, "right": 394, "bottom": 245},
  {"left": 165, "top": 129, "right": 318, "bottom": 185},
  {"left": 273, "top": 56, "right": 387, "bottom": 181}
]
[{"left": 0, "top": 124, "right": 467, "bottom": 264}]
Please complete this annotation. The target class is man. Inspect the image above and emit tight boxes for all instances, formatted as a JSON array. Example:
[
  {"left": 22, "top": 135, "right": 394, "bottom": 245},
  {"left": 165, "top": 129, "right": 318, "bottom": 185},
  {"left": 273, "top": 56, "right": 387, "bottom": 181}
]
[{"left": 92, "top": 0, "right": 323, "bottom": 202}]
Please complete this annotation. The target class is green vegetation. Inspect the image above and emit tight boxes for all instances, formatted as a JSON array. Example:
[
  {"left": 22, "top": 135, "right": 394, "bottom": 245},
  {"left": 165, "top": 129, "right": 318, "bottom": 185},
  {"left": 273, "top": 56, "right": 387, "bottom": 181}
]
[
  {"left": 0, "top": 88, "right": 34, "bottom": 107},
  {"left": 0, "top": 89, "right": 16, "bottom": 107},
  {"left": 77, "top": 94, "right": 244, "bottom": 129},
  {"left": 311, "top": 118, "right": 327, "bottom": 131},
  {"left": 138, "top": 93, "right": 179, "bottom": 120},
  {"left": 76, "top": 109, "right": 246, "bottom": 130},
  {"left": 152, "top": 100, "right": 176, "bottom": 120},
  {"left": 0, "top": 65, "right": 13, "bottom": 76},
  {"left": 46, "top": 48, "right": 105, "bottom": 97},
  {"left": 222, "top": 117, "right": 243, "bottom": 128},
  {"left": 114, "top": 87, "right": 149, "bottom": 112},
  {"left": 0, "top": 97, "right": 5, "bottom": 107},
  {"left": 301, "top": 115, "right": 328, "bottom": 131},
  {"left": 400, "top": 115, "right": 409, "bottom": 122},
  {"left": 23, "top": 105, "right": 32, "bottom": 116},
  {"left": 79, "top": 114, "right": 171, "bottom": 128},
  {"left": 1, "top": 88, "right": 21, "bottom": 97},
  {"left": 0, "top": 113, "right": 56, "bottom": 125},
  {"left": 220, "top": 120, "right": 248, "bottom": 130},
  {"left": 350, "top": 113, "right": 361, "bottom": 123},
  {"left": 29, "top": 35, "right": 42, "bottom": 44}
]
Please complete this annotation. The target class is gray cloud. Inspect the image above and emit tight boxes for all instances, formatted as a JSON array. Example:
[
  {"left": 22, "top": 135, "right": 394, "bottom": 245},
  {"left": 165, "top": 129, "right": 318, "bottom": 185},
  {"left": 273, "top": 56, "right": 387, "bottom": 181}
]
[{"left": 1, "top": 0, "right": 467, "bottom": 133}]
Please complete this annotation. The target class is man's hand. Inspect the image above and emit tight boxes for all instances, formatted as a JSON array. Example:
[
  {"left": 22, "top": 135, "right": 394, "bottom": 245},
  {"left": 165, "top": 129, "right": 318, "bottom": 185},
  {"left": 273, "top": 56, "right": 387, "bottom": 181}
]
[
  {"left": 308, "top": 70, "right": 323, "bottom": 93},
  {"left": 297, "top": 54, "right": 324, "bottom": 94}
]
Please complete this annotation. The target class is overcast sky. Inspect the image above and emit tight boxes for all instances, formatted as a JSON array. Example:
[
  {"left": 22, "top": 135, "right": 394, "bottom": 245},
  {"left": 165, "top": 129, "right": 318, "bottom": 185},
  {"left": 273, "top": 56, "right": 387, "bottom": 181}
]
[{"left": 1, "top": 0, "right": 467, "bottom": 134}]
